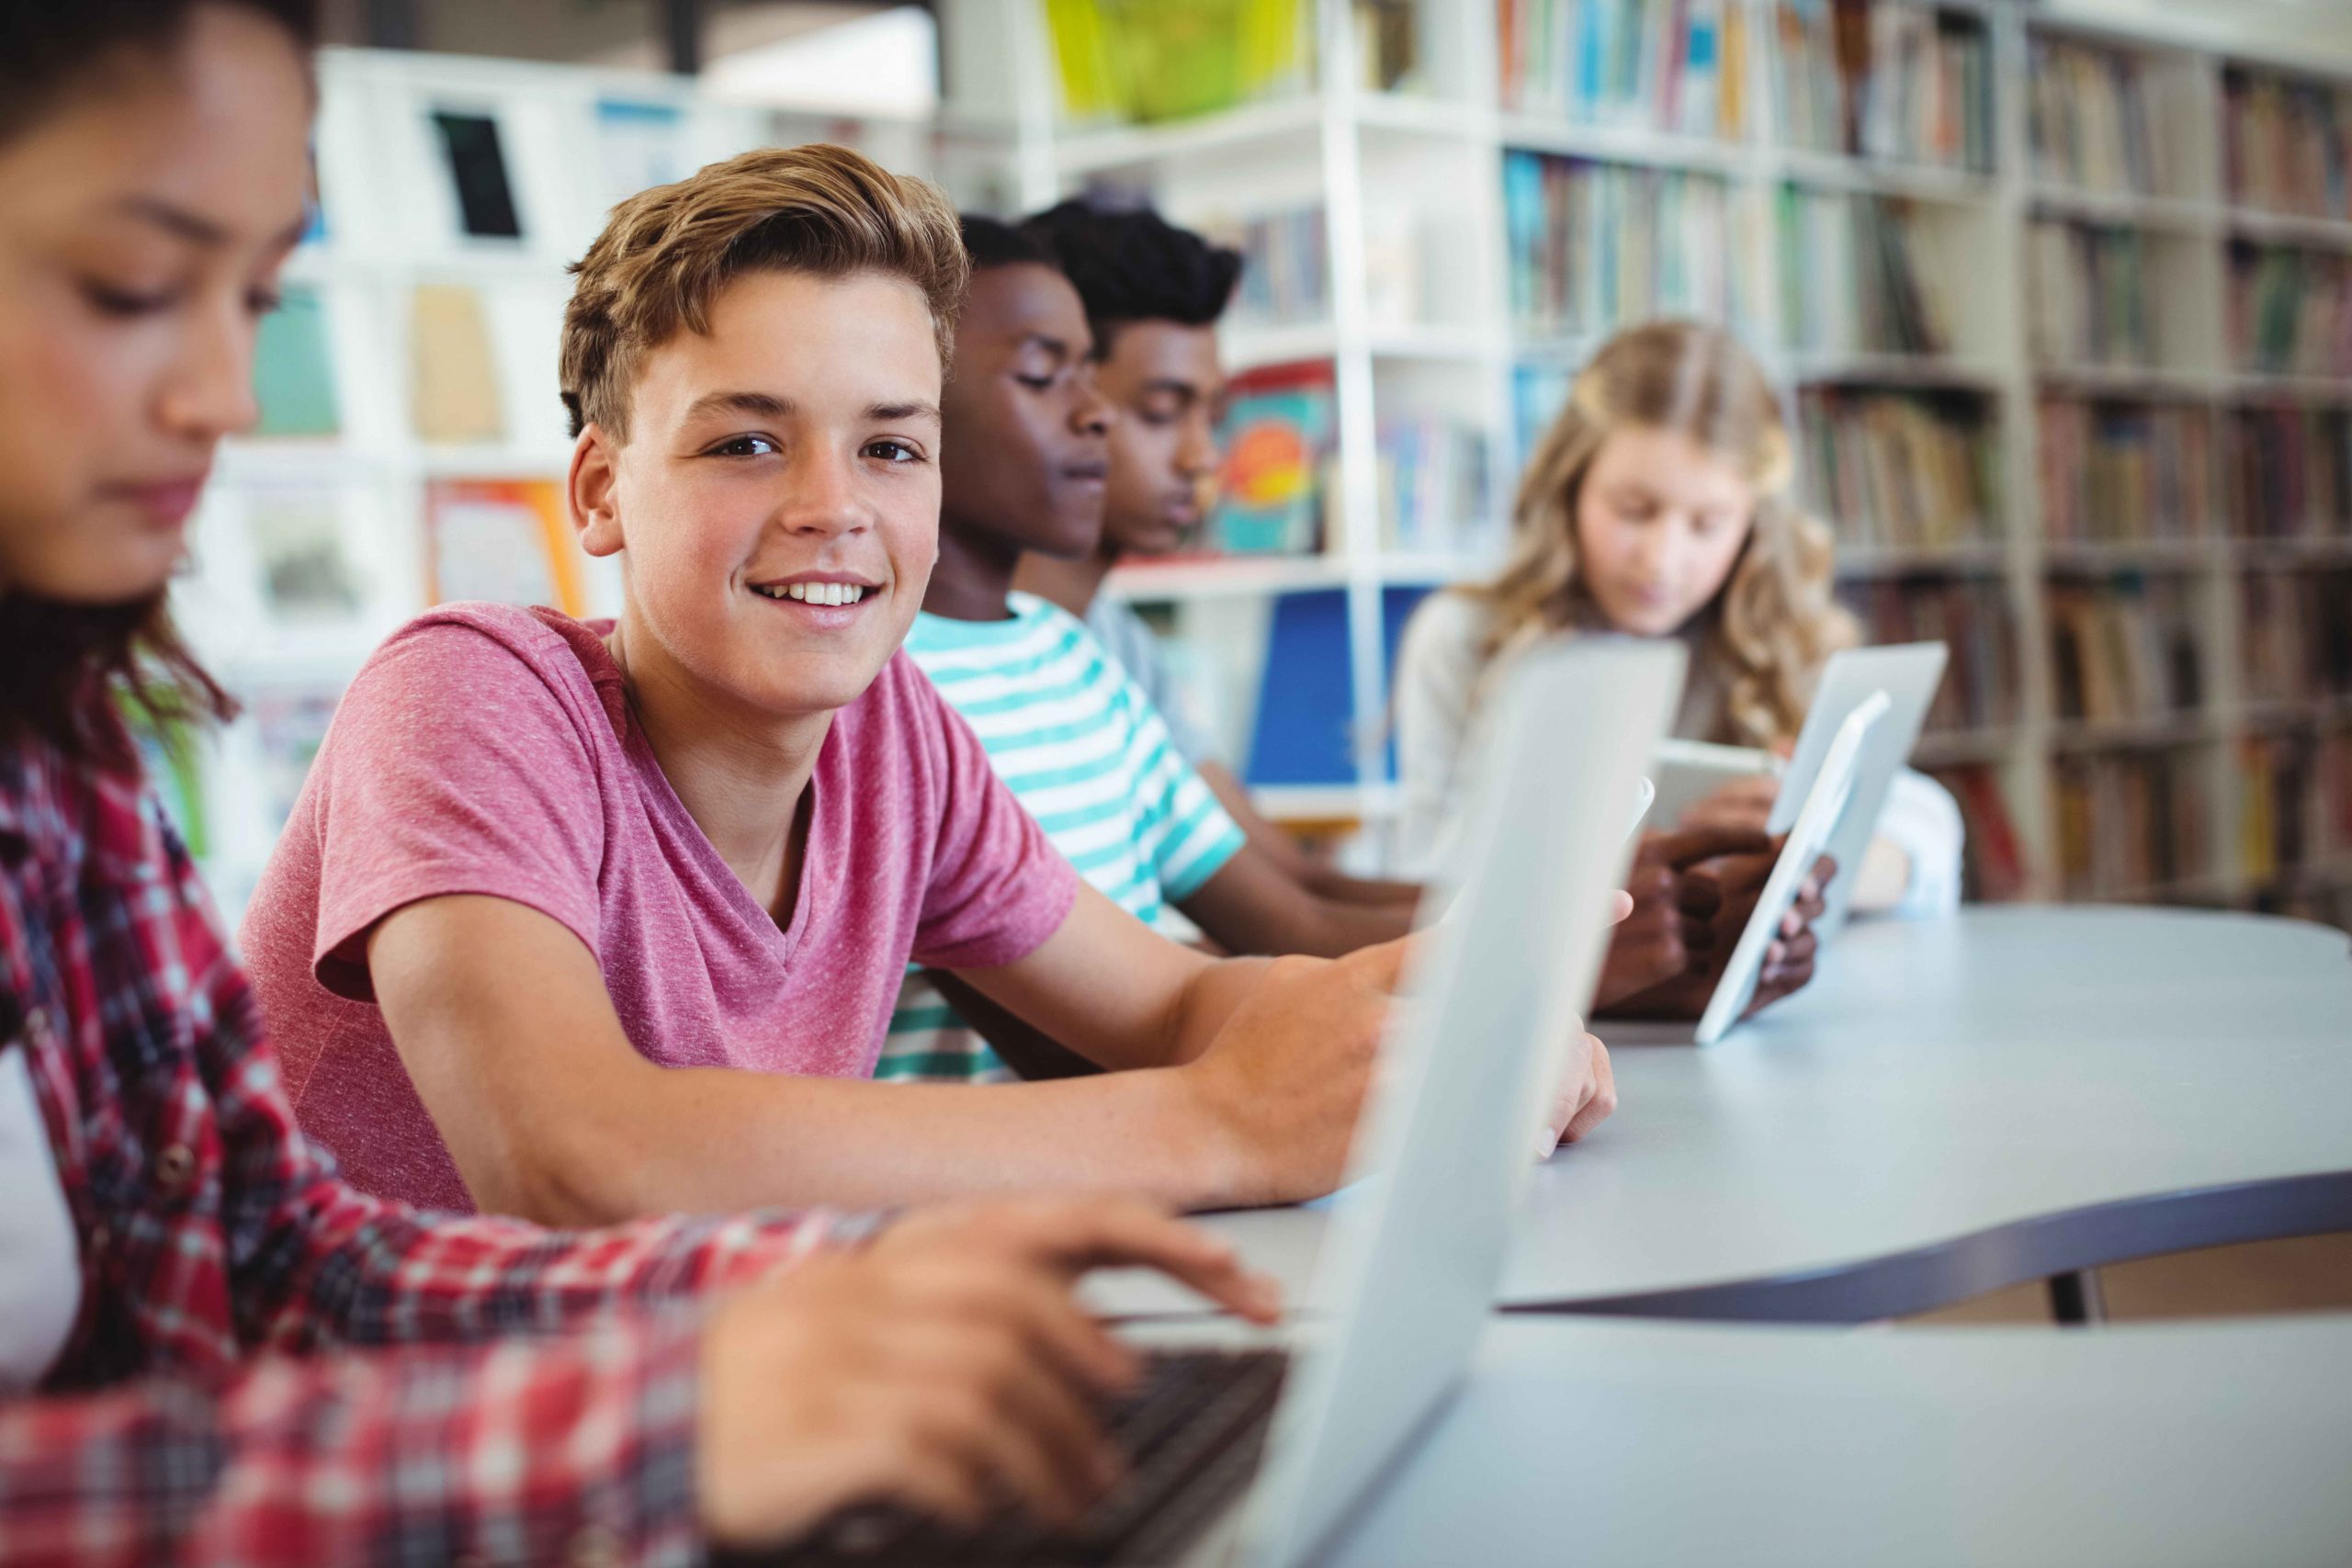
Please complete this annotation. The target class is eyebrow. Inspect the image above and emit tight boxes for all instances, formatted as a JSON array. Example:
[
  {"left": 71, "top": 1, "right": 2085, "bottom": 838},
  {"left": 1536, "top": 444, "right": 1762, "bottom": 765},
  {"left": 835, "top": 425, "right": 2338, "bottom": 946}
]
[
  {"left": 1022, "top": 333, "right": 1080, "bottom": 361},
  {"left": 683, "top": 389, "right": 940, "bottom": 427},
  {"left": 684, "top": 389, "right": 797, "bottom": 423},
  {"left": 117, "top": 197, "right": 229, "bottom": 247},
  {"left": 115, "top": 197, "right": 309, "bottom": 254}
]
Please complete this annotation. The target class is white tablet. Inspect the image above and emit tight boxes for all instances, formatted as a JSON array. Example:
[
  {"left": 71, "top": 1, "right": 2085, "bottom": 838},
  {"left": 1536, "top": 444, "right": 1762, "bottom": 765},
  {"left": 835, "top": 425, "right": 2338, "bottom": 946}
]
[
  {"left": 1692, "top": 691, "right": 1890, "bottom": 1046},
  {"left": 1624, "top": 774, "right": 1657, "bottom": 846},
  {"left": 1648, "top": 738, "right": 1774, "bottom": 829},
  {"left": 1766, "top": 642, "right": 1950, "bottom": 935}
]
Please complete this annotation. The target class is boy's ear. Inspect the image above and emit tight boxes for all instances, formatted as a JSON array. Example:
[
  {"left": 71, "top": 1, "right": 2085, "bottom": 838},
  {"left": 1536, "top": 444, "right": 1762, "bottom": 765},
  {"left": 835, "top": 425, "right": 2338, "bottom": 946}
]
[{"left": 569, "top": 424, "right": 625, "bottom": 559}]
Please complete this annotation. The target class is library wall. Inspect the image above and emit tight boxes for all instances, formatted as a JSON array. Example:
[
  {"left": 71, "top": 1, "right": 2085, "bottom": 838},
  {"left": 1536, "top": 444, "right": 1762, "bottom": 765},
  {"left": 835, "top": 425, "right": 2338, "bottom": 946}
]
[
  {"left": 169, "top": 49, "right": 1009, "bottom": 916},
  {"left": 164, "top": 3, "right": 2352, "bottom": 934},
  {"left": 968, "top": 0, "right": 2352, "bottom": 925}
]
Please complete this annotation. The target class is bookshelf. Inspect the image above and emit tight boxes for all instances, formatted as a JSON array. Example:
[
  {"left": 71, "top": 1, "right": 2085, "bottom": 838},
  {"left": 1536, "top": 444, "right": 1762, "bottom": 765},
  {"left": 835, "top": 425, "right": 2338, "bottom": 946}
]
[
  {"left": 169, "top": 48, "right": 1009, "bottom": 914},
  {"left": 944, "top": 0, "right": 2352, "bottom": 923}
]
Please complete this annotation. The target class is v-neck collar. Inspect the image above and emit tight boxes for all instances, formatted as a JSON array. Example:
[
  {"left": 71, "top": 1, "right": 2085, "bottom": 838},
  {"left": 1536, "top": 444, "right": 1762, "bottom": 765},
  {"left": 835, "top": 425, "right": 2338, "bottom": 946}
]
[{"left": 532, "top": 607, "right": 823, "bottom": 966}]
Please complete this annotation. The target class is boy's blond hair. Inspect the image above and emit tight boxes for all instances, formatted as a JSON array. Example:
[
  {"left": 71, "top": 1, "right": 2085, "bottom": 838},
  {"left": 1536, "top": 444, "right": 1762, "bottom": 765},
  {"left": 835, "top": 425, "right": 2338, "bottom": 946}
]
[{"left": 560, "top": 142, "right": 967, "bottom": 441}]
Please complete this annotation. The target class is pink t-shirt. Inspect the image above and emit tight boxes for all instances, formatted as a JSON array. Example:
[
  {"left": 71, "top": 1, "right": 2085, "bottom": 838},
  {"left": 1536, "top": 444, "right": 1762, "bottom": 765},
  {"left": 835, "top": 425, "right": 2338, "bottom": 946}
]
[{"left": 240, "top": 604, "right": 1079, "bottom": 1213}]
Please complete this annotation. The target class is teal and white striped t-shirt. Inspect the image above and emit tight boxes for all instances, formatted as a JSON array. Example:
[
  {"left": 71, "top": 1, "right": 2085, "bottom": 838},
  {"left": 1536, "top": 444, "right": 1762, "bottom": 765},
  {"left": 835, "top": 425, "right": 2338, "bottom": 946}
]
[{"left": 876, "top": 594, "right": 1246, "bottom": 1082}]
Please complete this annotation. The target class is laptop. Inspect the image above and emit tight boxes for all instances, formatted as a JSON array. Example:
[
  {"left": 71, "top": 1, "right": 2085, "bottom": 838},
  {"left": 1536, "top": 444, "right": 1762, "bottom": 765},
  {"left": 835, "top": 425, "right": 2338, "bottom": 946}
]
[
  {"left": 748, "top": 638, "right": 1685, "bottom": 1568},
  {"left": 1765, "top": 642, "right": 1949, "bottom": 936}
]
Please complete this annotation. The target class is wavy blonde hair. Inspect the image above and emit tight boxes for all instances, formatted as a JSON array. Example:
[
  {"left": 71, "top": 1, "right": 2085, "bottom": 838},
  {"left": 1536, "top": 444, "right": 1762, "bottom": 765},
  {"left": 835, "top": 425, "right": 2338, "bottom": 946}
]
[{"left": 1467, "top": 321, "right": 1856, "bottom": 747}]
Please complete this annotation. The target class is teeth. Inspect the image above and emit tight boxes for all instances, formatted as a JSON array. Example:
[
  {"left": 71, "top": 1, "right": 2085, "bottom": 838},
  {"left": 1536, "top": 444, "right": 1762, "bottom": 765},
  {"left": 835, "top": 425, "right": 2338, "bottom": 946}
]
[{"left": 755, "top": 582, "right": 867, "bottom": 604}]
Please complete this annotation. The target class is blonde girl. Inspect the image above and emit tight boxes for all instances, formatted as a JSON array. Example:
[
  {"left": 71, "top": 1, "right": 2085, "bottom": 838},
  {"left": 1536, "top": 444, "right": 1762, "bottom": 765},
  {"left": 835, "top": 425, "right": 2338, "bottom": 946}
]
[{"left": 1394, "top": 320, "right": 1962, "bottom": 916}]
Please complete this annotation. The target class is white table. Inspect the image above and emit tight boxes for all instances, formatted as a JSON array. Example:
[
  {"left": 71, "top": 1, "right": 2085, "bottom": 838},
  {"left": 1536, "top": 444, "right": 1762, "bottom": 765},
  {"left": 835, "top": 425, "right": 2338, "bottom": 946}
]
[
  {"left": 1315, "top": 1312, "right": 2352, "bottom": 1566},
  {"left": 1098, "top": 908, "right": 2352, "bottom": 1321}
]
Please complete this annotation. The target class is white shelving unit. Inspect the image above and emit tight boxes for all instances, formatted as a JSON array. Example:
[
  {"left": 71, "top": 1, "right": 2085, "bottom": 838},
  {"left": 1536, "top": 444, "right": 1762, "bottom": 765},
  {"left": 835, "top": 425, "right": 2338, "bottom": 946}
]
[
  {"left": 171, "top": 47, "right": 1007, "bottom": 912},
  {"left": 943, "top": 0, "right": 2352, "bottom": 920},
  {"left": 163, "top": 11, "right": 2352, "bottom": 928}
]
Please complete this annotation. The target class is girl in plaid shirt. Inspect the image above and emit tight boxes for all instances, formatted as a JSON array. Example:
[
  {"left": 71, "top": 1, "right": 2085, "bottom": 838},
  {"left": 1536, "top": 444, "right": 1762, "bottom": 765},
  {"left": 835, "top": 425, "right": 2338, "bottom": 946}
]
[{"left": 0, "top": 4, "right": 1279, "bottom": 1562}]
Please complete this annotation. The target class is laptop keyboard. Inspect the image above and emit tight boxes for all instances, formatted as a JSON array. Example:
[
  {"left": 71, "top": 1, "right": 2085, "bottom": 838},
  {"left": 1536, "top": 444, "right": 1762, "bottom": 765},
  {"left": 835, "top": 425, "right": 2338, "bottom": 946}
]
[{"left": 733, "top": 1347, "right": 1289, "bottom": 1567}]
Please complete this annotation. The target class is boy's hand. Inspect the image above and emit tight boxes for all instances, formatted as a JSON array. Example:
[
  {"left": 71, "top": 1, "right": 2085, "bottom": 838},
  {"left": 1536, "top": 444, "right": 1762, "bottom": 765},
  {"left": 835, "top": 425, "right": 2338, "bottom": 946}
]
[
  {"left": 1600, "top": 836, "right": 1837, "bottom": 1021},
  {"left": 697, "top": 1197, "right": 1280, "bottom": 1549},
  {"left": 1172, "top": 940, "right": 1408, "bottom": 1208},
  {"left": 1678, "top": 773, "right": 1780, "bottom": 836},
  {"left": 1538, "top": 1030, "right": 1617, "bottom": 1156},
  {"left": 1594, "top": 825, "right": 1771, "bottom": 1009}
]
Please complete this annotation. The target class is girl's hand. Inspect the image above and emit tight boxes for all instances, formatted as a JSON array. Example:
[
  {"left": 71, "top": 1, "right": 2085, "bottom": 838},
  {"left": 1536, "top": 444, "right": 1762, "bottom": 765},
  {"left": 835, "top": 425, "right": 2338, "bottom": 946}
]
[{"left": 696, "top": 1197, "right": 1281, "bottom": 1548}]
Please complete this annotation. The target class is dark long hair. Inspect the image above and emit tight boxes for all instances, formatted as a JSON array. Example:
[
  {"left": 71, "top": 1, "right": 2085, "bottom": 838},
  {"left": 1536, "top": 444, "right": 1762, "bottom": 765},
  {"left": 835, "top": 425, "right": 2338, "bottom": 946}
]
[{"left": 0, "top": 0, "right": 320, "bottom": 766}]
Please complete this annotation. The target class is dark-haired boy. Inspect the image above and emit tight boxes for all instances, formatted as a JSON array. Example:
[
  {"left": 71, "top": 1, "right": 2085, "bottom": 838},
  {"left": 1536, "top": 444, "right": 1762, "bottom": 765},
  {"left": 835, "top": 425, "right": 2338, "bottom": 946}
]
[
  {"left": 879, "top": 220, "right": 1613, "bottom": 1151},
  {"left": 1012, "top": 200, "right": 1423, "bottom": 916},
  {"left": 1012, "top": 199, "right": 1830, "bottom": 1022},
  {"left": 877, "top": 219, "right": 1589, "bottom": 1099}
]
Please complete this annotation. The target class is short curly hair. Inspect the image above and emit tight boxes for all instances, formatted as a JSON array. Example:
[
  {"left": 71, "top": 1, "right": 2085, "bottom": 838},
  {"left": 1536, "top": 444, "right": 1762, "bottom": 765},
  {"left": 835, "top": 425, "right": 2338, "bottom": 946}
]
[
  {"left": 1021, "top": 197, "right": 1240, "bottom": 353},
  {"left": 560, "top": 142, "right": 967, "bottom": 441}
]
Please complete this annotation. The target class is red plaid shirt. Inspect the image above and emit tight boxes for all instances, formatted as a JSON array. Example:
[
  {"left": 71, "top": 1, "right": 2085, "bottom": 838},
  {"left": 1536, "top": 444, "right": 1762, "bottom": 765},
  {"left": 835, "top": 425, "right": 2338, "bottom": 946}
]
[{"left": 0, "top": 735, "right": 854, "bottom": 1566}]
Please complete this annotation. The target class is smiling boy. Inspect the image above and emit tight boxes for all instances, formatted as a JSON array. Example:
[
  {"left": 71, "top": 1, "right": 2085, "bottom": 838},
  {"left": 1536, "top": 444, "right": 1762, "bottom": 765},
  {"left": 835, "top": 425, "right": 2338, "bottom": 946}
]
[{"left": 235, "top": 145, "right": 1401, "bottom": 1224}]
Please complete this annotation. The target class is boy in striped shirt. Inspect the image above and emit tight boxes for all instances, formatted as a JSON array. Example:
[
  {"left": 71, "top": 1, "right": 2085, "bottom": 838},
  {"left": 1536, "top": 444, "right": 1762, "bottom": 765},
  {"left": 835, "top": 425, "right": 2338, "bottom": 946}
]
[{"left": 879, "top": 220, "right": 1411, "bottom": 1082}]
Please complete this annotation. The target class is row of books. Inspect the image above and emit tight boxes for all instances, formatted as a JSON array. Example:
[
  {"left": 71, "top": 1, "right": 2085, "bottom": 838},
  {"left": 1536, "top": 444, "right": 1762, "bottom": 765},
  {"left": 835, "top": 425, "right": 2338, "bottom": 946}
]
[
  {"left": 1211, "top": 206, "right": 1329, "bottom": 328},
  {"left": 1502, "top": 154, "right": 1766, "bottom": 338},
  {"left": 1796, "top": 388, "right": 1996, "bottom": 551},
  {"left": 2239, "top": 568, "right": 2352, "bottom": 705},
  {"left": 1498, "top": 0, "right": 1749, "bottom": 139},
  {"left": 2026, "top": 35, "right": 2192, "bottom": 198},
  {"left": 1774, "top": 185, "right": 1951, "bottom": 356},
  {"left": 2239, "top": 728, "right": 2352, "bottom": 887},
  {"left": 2026, "top": 220, "right": 2161, "bottom": 370},
  {"left": 1375, "top": 419, "right": 1493, "bottom": 554},
  {"left": 1928, "top": 762, "right": 2029, "bottom": 902},
  {"left": 2037, "top": 399, "right": 2212, "bottom": 545},
  {"left": 1761, "top": 0, "right": 1991, "bottom": 171},
  {"left": 1838, "top": 576, "right": 2017, "bottom": 730},
  {"left": 2222, "top": 70, "right": 2352, "bottom": 221},
  {"left": 2227, "top": 244, "right": 2352, "bottom": 380},
  {"left": 2052, "top": 745, "right": 2211, "bottom": 899},
  {"left": 2222, "top": 407, "right": 2352, "bottom": 539},
  {"left": 2045, "top": 575, "right": 2204, "bottom": 726},
  {"left": 1504, "top": 157, "right": 1958, "bottom": 357}
]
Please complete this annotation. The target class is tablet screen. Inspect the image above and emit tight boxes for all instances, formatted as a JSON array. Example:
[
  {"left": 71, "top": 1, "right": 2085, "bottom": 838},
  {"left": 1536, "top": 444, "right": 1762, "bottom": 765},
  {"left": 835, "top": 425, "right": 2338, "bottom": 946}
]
[{"left": 1692, "top": 692, "right": 1890, "bottom": 1045}]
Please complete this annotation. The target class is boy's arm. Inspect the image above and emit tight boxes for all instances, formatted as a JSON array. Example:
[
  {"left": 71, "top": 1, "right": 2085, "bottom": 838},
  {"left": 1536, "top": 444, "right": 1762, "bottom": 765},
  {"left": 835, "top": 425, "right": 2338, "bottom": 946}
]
[
  {"left": 1196, "top": 760, "right": 1423, "bottom": 909},
  {"left": 1174, "top": 840, "right": 1419, "bottom": 958},
  {"left": 367, "top": 889, "right": 1397, "bottom": 1226}
]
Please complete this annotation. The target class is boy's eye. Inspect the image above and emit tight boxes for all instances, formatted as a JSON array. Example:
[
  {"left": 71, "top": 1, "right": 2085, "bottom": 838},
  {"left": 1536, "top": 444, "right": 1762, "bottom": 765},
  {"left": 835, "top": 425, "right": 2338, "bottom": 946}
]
[
  {"left": 1014, "top": 373, "right": 1056, "bottom": 391},
  {"left": 247, "top": 287, "right": 285, "bottom": 318},
  {"left": 865, "top": 439, "right": 923, "bottom": 463},
  {"left": 708, "top": 434, "right": 780, "bottom": 457}
]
